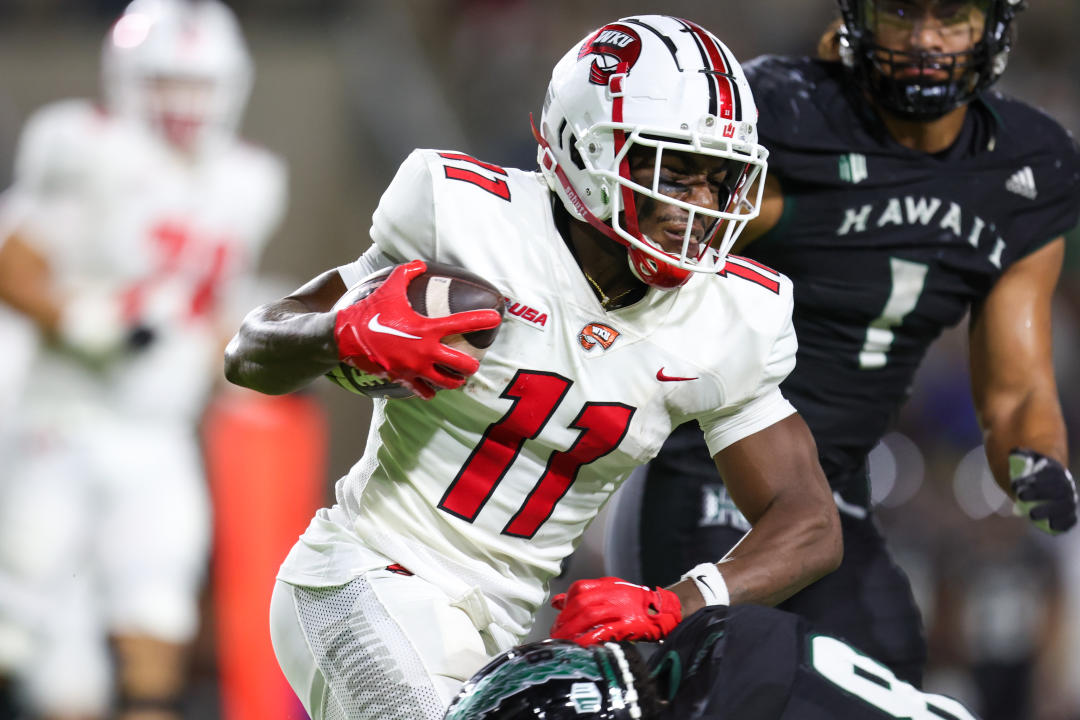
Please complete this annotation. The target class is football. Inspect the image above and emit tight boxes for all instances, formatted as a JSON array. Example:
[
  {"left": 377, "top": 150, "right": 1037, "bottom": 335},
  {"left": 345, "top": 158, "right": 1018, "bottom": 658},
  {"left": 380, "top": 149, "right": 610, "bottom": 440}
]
[{"left": 326, "top": 261, "right": 505, "bottom": 399}]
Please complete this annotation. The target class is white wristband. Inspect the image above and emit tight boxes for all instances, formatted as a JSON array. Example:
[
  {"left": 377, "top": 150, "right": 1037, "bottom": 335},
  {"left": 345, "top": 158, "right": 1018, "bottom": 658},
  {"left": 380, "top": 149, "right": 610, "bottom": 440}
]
[{"left": 681, "top": 563, "right": 730, "bottom": 607}]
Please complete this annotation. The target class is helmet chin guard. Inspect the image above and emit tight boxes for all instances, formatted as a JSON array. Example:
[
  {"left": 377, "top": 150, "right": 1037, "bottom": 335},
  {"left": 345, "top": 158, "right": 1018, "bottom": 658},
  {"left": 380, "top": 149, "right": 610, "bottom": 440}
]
[
  {"left": 535, "top": 15, "right": 768, "bottom": 290},
  {"left": 627, "top": 245, "right": 695, "bottom": 289}
]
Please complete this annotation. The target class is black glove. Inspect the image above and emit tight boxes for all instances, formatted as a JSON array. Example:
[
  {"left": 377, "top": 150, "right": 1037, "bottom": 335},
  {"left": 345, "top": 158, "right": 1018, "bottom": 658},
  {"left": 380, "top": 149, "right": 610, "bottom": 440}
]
[{"left": 1010, "top": 448, "right": 1077, "bottom": 535}]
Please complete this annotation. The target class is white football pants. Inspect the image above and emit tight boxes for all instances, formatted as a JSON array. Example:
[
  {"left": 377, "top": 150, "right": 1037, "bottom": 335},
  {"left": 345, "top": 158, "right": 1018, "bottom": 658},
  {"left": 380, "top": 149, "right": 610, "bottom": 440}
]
[
  {"left": 0, "top": 417, "right": 209, "bottom": 716},
  {"left": 270, "top": 570, "right": 502, "bottom": 720}
]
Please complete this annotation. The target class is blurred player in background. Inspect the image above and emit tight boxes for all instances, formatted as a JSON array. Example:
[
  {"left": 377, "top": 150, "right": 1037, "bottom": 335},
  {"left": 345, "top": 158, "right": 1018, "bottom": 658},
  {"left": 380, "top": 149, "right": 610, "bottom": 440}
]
[
  {"left": 445, "top": 605, "right": 983, "bottom": 720},
  {"left": 0, "top": 1, "right": 287, "bottom": 718},
  {"left": 225, "top": 14, "right": 841, "bottom": 720},
  {"left": 619, "top": 0, "right": 1080, "bottom": 690}
]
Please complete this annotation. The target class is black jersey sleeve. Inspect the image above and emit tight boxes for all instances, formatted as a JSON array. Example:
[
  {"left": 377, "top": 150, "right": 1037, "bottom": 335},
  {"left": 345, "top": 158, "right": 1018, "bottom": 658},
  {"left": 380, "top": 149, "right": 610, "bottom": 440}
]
[{"left": 651, "top": 605, "right": 981, "bottom": 720}]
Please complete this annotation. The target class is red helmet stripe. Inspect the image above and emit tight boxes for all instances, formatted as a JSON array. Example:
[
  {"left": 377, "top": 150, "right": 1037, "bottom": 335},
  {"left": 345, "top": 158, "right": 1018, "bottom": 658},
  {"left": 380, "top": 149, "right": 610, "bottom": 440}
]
[
  {"left": 677, "top": 18, "right": 738, "bottom": 121},
  {"left": 609, "top": 61, "right": 642, "bottom": 240},
  {"left": 712, "top": 41, "right": 743, "bottom": 121}
]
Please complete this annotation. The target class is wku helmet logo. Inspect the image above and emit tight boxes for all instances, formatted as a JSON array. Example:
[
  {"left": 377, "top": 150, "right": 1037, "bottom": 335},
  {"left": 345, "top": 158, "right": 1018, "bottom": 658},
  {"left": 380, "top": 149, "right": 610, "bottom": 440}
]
[
  {"left": 578, "top": 24, "right": 642, "bottom": 85},
  {"left": 579, "top": 322, "right": 620, "bottom": 351}
]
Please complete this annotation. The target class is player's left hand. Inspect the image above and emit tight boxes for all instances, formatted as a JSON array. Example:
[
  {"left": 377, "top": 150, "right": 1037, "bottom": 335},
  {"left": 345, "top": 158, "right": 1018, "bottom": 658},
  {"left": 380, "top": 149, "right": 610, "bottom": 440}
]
[
  {"left": 1010, "top": 448, "right": 1077, "bottom": 535},
  {"left": 549, "top": 577, "right": 682, "bottom": 645}
]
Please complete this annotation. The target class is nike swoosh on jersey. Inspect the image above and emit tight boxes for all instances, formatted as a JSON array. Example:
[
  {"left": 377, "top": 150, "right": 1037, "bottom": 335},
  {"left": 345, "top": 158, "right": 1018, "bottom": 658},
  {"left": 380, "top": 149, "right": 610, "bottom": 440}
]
[
  {"left": 368, "top": 314, "right": 421, "bottom": 340},
  {"left": 656, "top": 368, "right": 698, "bottom": 382}
]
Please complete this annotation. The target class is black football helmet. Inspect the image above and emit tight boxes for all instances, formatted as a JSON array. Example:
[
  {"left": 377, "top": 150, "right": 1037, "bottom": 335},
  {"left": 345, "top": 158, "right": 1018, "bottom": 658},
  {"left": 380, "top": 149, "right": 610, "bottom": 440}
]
[
  {"left": 444, "top": 640, "right": 647, "bottom": 719},
  {"left": 836, "top": 0, "right": 1026, "bottom": 120}
]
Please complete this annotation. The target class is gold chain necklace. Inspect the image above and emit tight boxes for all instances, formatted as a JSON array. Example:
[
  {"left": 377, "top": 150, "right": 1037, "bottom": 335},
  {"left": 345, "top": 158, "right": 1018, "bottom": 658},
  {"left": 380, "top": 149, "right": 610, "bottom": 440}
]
[{"left": 584, "top": 271, "right": 634, "bottom": 309}]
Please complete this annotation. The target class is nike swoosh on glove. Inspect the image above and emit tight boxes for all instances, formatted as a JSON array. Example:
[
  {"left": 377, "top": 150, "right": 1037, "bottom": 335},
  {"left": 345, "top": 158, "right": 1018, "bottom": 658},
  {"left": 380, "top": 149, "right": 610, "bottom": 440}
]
[
  {"left": 334, "top": 260, "right": 501, "bottom": 399},
  {"left": 1010, "top": 448, "right": 1078, "bottom": 535},
  {"left": 549, "top": 577, "right": 682, "bottom": 645}
]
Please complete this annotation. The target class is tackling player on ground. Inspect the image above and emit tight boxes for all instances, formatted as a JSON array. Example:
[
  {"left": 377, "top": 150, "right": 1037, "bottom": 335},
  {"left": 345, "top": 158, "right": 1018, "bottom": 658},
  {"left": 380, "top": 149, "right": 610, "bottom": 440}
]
[
  {"left": 445, "top": 604, "right": 984, "bottom": 720},
  {"left": 225, "top": 15, "right": 842, "bottom": 720}
]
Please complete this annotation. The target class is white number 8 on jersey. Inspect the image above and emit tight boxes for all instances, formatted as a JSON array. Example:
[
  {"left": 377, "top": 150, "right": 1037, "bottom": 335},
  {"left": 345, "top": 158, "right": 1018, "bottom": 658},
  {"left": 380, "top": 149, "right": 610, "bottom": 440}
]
[{"left": 811, "top": 635, "right": 976, "bottom": 720}]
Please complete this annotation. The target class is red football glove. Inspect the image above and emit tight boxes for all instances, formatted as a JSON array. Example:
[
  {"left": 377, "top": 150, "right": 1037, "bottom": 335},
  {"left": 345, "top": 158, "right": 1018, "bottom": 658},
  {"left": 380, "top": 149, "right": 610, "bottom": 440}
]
[
  {"left": 333, "top": 260, "right": 502, "bottom": 399},
  {"left": 549, "top": 577, "right": 682, "bottom": 646}
]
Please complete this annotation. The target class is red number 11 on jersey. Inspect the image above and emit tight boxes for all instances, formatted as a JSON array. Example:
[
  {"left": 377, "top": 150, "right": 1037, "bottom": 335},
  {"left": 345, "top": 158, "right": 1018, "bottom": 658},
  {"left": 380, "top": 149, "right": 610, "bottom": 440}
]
[{"left": 438, "top": 370, "right": 635, "bottom": 538}]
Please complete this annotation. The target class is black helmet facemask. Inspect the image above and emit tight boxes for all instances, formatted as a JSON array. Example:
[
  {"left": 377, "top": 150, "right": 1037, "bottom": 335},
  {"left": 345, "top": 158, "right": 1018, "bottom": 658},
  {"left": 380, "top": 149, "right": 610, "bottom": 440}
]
[{"left": 836, "top": 0, "right": 1026, "bottom": 120}]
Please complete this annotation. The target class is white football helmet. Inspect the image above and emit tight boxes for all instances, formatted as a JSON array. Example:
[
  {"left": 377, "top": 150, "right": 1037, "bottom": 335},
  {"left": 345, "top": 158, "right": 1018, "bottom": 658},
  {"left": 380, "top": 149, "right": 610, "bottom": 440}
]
[
  {"left": 101, "top": 0, "right": 253, "bottom": 156},
  {"left": 535, "top": 15, "right": 769, "bottom": 289}
]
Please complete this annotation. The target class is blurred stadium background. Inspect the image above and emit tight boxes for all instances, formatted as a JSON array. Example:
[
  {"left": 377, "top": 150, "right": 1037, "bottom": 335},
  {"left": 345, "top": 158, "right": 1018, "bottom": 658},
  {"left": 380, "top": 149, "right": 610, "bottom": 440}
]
[{"left": 1, "top": 1, "right": 1078, "bottom": 719}]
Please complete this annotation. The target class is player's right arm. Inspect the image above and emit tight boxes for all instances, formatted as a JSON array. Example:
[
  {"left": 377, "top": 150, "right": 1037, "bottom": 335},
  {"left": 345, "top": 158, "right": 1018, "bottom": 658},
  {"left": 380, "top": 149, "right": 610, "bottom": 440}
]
[
  {"left": 689, "top": 412, "right": 841, "bottom": 610},
  {"left": 550, "top": 412, "right": 841, "bottom": 646},
  {"left": 225, "top": 259, "right": 501, "bottom": 398},
  {"left": 223, "top": 267, "right": 346, "bottom": 395},
  {"left": 225, "top": 150, "right": 501, "bottom": 398}
]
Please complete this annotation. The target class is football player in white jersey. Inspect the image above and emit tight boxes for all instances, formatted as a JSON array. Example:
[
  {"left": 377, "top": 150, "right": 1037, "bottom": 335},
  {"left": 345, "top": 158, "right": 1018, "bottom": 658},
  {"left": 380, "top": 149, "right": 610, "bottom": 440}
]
[
  {"left": 0, "top": 1, "right": 286, "bottom": 718},
  {"left": 225, "top": 15, "right": 841, "bottom": 720}
]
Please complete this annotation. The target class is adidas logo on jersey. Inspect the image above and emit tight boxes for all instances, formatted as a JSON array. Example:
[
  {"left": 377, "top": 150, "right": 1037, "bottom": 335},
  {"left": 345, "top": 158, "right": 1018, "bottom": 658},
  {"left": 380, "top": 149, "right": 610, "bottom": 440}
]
[{"left": 1005, "top": 166, "right": 1038, "bottom": 200}]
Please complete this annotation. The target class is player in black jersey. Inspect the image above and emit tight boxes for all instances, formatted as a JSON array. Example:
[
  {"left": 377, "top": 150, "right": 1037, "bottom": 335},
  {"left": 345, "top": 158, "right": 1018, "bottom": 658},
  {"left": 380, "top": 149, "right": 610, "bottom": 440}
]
[
  {"left": 445, "top": 604, "right": 982, "bottom": 720},
  {"left": 605, "top": 0, "right": 1080, "bottom": 688}
]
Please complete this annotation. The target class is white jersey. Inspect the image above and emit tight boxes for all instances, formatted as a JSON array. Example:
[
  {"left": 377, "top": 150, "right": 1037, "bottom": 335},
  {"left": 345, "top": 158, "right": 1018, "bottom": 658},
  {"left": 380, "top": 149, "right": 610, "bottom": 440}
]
[
  {"left": 5, "top": 99, "right": 286, "bottom": 424},
  {"left": 280, "top": 149, "right": 796, "bottom": 639}
]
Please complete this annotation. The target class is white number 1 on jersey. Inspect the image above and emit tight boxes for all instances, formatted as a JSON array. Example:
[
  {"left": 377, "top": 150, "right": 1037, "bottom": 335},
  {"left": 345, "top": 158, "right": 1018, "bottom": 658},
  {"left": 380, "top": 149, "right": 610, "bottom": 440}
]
[{"left": 859, "top": 258, "right": 929, "bottom": 369}]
